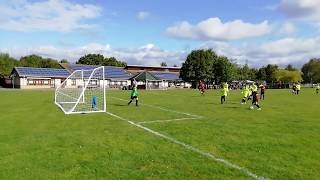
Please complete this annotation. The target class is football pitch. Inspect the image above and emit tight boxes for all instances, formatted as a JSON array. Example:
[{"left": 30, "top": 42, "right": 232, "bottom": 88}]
[{"left": 1, "top": 88, "right": 319, "bottom": 179}]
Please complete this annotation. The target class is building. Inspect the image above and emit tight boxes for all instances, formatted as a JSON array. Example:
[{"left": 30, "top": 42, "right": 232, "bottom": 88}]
[
  {"left": 10, "top": 64, "right": 189, "bottom": 89},
  {"left": 125, "top": 65, "right": 180, "bottom": 73},
  {"left": 125, "top": 65, "right": 185, "bottom": 89},
  {"left": 11, "top": 67, "right": 70, "bottom": 89},
  {"left": 62, "top": 64, "right": 133, "bottom": 89}
]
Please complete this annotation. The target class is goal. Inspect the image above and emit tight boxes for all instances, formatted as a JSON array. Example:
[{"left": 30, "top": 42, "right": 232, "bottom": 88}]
[{"left": 55, "top": 66, "right": 106, "bottom": 114}]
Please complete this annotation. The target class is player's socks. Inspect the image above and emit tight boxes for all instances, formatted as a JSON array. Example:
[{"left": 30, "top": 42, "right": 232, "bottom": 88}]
[{"left": 136, "top": 100, "right": 139, "bottom": 106}]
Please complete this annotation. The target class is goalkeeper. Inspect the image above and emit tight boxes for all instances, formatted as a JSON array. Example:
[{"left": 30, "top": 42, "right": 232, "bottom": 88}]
[
  {"left": 91, "top": 96, "right": 97, "bottom": 110},
  {"left": 128, "top": 85, "right": 139, "bottom": 106}
]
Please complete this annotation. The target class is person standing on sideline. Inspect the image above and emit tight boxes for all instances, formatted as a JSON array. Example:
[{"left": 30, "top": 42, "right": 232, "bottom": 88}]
[
  {"left": 296, "top": 83, "right": 301, "bottom": 95},
  {"left": 316, "top": 84, "right": 320, "bottom": 94},
  {"left": 259, "top": 84, "right": 266, "bottom": 100}
]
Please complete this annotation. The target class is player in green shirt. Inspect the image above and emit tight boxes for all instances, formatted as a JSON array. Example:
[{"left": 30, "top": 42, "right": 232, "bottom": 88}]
[{"left": 128, "top": 85, "right": 139, "bottom": 106}]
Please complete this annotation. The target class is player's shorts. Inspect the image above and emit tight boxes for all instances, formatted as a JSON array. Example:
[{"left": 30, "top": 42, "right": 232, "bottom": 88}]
[
  {"left": 131, "top": 96, "right": 138, "bottom": 99},
  {"left": 252, "top": 92, "right": 258, "bottom": 103}
]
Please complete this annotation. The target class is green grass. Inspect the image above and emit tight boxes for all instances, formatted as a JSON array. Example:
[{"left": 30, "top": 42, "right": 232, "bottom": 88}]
[{"left": 0, "top": 88, "right": 319, "bottom": 179}]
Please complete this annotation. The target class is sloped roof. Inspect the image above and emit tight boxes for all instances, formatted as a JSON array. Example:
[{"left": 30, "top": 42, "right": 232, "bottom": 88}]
[
  {"left": 14, "top": 67, "right": 70, "bottom": 78},
  {"left": 131, "top": 71, "right": 160, "bottom": 81},
  {"left": 151, "top": 72, "right": 181, "bottom": 81},
  {"left": 66, "top": 64, "right": 132, "bottom": 80}
]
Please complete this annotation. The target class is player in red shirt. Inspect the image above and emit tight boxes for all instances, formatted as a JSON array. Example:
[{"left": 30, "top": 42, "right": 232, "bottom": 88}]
[{"left": 198, "top": 80, "right": 206, "bottom": 95}]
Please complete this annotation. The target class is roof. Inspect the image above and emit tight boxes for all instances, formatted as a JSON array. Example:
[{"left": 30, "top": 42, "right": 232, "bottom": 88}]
[
  {"left": 131, "top": 71, "right": 160, "bottom": 81},
  {"left": 125, "top": 65, "right": 181, "bottom": 71},
  {"left": 67, "top": 64, "right": 132, "bottom": 80},
  {"left": 13, "top": 67, "right": 70, "bottom": 78},
  {"left": 151, "top": 72, "right": 181, "bottom": 81}
]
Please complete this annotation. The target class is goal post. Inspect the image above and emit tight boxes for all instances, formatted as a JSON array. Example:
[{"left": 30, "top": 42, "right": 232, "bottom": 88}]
[{"left": 55, "top": 66, "right": 106, "bottom": 114}]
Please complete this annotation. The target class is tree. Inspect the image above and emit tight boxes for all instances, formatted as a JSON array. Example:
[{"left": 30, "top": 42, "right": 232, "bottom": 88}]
[
  {"left": 173, "top": 64, "right": 178, "bottom": 67},
  {"left": 19, "top": 55, "right": 61, "bottom": 69},
  {"left": 0, "top": 53, "right": 18, "bottom": 76},
  {"left": 77, "top": 54, "right": 104, "bottom": 65},
  {"left": 77, "top": 54, "right": 127, "bottom": 67},
  {"left": 212, "top": 56, "right": 237, "bottom": 83},
  {"left": 103, "top": 57, "right": 127, "bottom": 67},
  {"left": 301, "top": 58, "right": 320, "bottom": 83},
  {"left": 238, "top": 64, "right": 257, "bottom": 80},
  {"left": 285, "top": 64, "right": 297, "bottom": 71},
  {"left": 60, "top": 59, "right": 69, "bottom": 63},
  {"left": 256, "top": 67, "right": 267, "bottom": 81},
  {"left": 274, "top": 69, "right": 302, "bottom": 83},
  {"left": 257, "top": 64, "right": 278, "bottom": 83},
  {"left": 180, "top": 49, "right": 216, "bottom": 83},
  {"left": 160, "top": 62, "right": 167, "bottom": 67}
]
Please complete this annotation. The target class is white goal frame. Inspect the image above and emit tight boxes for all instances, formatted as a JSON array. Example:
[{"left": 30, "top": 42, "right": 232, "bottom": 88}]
[{"left": 55, "top": 66, "right": 106, "bottom": 114}]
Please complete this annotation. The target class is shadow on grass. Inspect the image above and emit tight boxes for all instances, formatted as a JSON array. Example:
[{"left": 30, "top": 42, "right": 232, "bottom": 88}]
[
  {"left": 110, "top": 103, "right": 127, "bottom": 107},
  {"left": 224, "top": 106, "right": 241, "bottom": 109}
]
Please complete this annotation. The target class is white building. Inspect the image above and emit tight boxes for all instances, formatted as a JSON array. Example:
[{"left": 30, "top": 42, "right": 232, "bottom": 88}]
[{"left": 11, "top": 67, "right": 70, "bottom": 89}]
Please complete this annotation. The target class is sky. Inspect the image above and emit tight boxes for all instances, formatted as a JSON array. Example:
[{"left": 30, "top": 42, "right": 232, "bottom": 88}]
[{"left": 1, "top": 0, "right": 320, "bottom": 67}]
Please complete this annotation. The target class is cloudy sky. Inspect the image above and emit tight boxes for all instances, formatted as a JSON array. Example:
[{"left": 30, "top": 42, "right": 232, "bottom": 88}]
[{"left": 1, "top": 0, "right": 320, "bottom": 67}]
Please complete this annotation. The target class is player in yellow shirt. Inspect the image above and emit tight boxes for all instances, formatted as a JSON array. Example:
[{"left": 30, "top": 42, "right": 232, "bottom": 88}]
[
  {"left": 250, "top": 83, "right": 261, "bottom": 110},
  {"left": 220, "top": 83, "right": 229, "bottom": 104},
  {"left": 241, "top": 85, "right": 250, "bottom": 104}
]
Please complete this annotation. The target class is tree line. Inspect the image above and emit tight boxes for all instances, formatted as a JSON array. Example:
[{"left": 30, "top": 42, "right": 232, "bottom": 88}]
[
  {"left": 1, "top": 50, "right": 320, "bottom": 84},
  {"left": 0, "top": 53, "right": 126, "bottom": 76},
  {"left": 180, "top": 49, "right": 320, "bottom": 85}
]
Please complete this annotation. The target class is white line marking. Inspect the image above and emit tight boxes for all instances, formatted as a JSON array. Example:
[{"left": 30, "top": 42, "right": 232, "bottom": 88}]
[
  {"left": 138, "top": 117, "right": 201, "bottom": 124},
  {"left": 110, "top": 96, "right": 202, "bottom": 118},
  {"left": 106, "top": 111, "right": 267, "bottom": 180}
]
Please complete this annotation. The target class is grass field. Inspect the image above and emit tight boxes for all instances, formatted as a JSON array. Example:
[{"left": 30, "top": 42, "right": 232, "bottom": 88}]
[{"left": 1, "top": 88, "right": 320, "bottom": 179}]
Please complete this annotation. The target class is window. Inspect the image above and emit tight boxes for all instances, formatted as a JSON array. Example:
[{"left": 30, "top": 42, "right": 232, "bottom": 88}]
[{"left": 27, "top": 79, "right": 50, "bottom": 85}]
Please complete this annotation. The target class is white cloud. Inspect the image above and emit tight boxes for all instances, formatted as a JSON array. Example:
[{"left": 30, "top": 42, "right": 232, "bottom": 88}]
[
  {"left": 279, "top": 22, "right": 296, "bottom": 34},
  {"left": 201, "top": 37, "right": 320, "bottom": 67},
  {"left": 0, "top": 43, "right": 187, "bottom": 67},
  {"left": 137, "top": 11, "right": 150, "bottom": 20},
  {"left": 278, "top": 0, "right": 320, "bottom": 23},
  {"left": 166, "top": 17, "right": 272, "bottom": 41},
  {"left": 0, "top": 0, "right": 102, "bottom": 32},
  {"left": 3, "top": 36, "right": 320, "bottom": 68}
]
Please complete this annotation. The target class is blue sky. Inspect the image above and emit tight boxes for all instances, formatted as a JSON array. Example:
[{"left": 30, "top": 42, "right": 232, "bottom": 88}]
[{"left": 1, "top": 0, "right": 320, "bottom": 67}]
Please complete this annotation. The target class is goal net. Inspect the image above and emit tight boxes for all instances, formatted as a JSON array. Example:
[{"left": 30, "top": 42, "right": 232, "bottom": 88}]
[{"left": 55, "top": 66, "right": 106, "bottom": 114}]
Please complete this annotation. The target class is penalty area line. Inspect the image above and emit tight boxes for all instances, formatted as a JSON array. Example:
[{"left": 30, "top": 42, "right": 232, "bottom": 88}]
[
  {"left": 137, "top": 117, "right": 202, "bottom": 124},
  {"left": 110, "top": 96, "right": 202, "bottom": 118},
  {"left": 106, "top": 111, "right": 267, "bottom": 180}
]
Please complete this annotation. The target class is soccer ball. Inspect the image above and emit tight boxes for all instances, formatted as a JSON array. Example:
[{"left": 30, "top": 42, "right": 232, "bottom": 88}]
[{"left": 249, "top": 106, "right": 254, "bottom": 110}]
